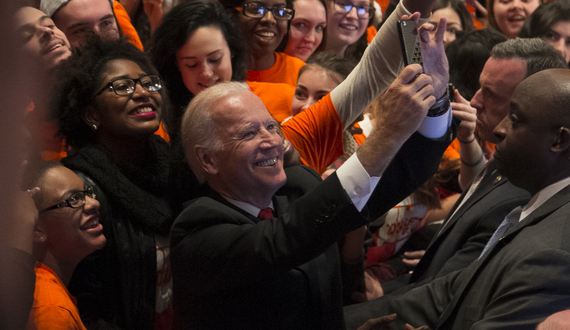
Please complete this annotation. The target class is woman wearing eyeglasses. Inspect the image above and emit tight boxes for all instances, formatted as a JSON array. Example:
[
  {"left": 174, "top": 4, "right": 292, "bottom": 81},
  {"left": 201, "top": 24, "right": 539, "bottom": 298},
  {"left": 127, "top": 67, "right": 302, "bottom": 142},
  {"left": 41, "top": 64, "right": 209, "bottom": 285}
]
[
  {"left": 26, "top": 162, "right": 104, "bottom": 330},
  {"left": 225, "top": 0, "right": 307, "bottom": 86},
  {"left": 324, "top": 0, "right": 375, "bottom": 60},
  {"left": 50, "top": 38, "right": 174, "bottom": 330}
]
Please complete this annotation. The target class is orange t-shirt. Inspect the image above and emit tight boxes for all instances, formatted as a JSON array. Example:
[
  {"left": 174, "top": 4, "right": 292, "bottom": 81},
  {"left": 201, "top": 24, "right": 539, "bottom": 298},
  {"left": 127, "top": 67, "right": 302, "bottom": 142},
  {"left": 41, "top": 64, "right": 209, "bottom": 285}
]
[
  {"left": 247, "top": 81, "right": 295, "bottom": 123},
  {"left": 444, "top": 138, "right": 496, "bottom": 160},
  {"left": 367, "top": 26, "right": 378, "bottom": 44},
  {"left": 247, "top": 52, "right": 306, "bottom": 87},
  {"left": 27, "top": 262, "right": 87, "bottom": 330},
  {"left": 113, "top": 1, "right": 144, "bottom": 51},
  {"left": 281, "top": 94, "right": 344, "bottom": 174}
]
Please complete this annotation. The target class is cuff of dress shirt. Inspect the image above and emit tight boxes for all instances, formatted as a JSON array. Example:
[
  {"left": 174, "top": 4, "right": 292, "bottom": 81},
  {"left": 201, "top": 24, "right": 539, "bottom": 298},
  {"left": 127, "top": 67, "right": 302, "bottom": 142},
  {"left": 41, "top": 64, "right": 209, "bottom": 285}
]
[{"left": 336, "top": 153, "right": 381, "bottom": 212}]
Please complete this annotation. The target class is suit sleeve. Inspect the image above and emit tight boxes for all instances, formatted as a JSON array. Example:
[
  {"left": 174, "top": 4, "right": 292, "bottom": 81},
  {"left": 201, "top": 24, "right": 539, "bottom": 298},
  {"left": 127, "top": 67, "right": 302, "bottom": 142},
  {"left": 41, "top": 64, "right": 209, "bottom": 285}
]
[
  {"left": 471, "top": 249, "right": 570, "bottom": 330},
  {"left": 171, "top": 168, "right": 368, "bottom": 296},
  {"left": 363, "top": 129, "right": 455, "bottom": 220}
]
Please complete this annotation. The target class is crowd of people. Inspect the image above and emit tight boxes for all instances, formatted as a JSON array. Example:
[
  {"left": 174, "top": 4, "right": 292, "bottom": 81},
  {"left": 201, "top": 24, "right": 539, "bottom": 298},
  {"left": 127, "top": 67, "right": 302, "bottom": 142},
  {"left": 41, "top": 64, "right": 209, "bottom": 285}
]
[{"left": 2, "top": 0, "right": 570, "bottom": 329}]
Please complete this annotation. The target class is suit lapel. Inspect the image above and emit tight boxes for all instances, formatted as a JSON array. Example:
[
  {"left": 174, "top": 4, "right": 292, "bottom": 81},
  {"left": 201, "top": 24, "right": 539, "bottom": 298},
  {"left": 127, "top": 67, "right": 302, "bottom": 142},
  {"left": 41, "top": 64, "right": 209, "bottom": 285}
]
[
  {"left": 434, "top": 171, "right": 508, "bottom": 244},
  {"left": 207, "top": 188, "right": 259, "bottom": 224},
  {"left": 437, "top": 184, "right": 570, "bottom": 326}
]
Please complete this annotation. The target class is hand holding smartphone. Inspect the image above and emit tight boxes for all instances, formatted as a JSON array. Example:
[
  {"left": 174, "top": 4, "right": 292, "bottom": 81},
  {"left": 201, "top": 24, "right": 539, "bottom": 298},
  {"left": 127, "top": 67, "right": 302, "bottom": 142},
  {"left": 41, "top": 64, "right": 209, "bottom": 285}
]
[{"left": 397, "top": 19, "right": 423, "bottom": 70}]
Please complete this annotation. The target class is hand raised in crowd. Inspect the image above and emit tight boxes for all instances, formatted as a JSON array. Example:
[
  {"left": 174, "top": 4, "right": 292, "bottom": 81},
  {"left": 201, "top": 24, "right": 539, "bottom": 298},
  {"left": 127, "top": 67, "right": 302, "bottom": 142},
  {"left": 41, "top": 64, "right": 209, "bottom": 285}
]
[
  {"left": 358, "top": 65, "right": 434, "bottom": 177},
  {"left": 402, "top": 250, "right": 426, "bottom": 270},
  {"left": 416, "top": 15, "right": 450, "bottom": 99},
  {"left": 451, "top": 89, "right": 477, "bottom": 144},
  {"left": 377, "top": 65, "right": 435, "bottom": 139},
  {"left": 357, "top": 313, "right": 429, "bottom": 330}
]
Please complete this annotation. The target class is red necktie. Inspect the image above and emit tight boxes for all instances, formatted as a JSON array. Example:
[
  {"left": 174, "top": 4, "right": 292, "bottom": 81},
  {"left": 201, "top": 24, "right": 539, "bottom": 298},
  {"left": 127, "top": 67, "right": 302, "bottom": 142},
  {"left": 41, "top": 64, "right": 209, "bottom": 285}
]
[{"left": 257, "top": 208, "right": 274, "bottom": 221}]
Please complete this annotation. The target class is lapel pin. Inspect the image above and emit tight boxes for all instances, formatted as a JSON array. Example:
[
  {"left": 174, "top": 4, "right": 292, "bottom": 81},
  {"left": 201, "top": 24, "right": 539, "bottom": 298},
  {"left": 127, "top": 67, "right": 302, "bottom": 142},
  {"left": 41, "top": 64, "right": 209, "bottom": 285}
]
[{"left": 494, "top": 176, "right": 502, "bottom": 184}]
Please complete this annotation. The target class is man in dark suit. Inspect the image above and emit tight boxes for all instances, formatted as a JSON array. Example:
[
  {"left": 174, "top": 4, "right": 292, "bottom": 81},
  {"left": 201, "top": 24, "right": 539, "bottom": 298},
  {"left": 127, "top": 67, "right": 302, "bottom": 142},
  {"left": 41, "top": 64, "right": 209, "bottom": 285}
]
[
  {"left": 168, "top": 16, "right": 458, "bottom": 325},
  {"left": 397, "top": 38, "right": 567, "bottom": 288},
  {"left": 349, "top": 68, "right": 570, "bottom": 330},
  {"left": 345, "top": 37, "right": 568, "bottom": 329}
]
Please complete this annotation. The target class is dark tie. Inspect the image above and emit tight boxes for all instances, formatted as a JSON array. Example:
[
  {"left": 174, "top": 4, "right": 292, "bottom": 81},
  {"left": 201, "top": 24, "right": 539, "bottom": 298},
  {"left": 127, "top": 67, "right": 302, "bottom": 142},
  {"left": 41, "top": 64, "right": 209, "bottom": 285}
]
[
  {"left": 257, "top": 208, "right": 274, "bottom": 221},
  {"left": 479, "top": 206, "right": 523, "bottom": 259}
]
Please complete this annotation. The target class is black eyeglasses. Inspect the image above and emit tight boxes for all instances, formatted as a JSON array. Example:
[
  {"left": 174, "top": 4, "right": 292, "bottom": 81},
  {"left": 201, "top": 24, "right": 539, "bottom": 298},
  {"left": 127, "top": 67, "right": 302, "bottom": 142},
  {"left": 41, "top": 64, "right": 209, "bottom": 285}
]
[
  {"left": 94, "top": 75, "right": 162, "bottom": 97},
  {"left": 42, "top": 186, "right": 95, "bottom": 212},
  {"left": 236, "top": 2, "right": 295, "bottom": 20},
  {"left": 333, "top": 0, "right": 374, "bottom": 19}
]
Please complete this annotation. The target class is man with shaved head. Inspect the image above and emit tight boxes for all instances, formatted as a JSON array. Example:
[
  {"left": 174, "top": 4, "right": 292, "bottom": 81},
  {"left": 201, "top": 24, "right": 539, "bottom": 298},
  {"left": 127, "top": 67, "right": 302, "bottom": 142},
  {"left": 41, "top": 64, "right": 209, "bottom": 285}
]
[{"left": 349, "top": 68, "right": 570, "bottom": 329}]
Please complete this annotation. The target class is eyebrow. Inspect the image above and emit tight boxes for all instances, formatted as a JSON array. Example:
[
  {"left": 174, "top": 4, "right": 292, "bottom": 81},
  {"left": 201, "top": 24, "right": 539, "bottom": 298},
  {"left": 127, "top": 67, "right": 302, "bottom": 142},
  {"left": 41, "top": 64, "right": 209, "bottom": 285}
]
[
  {"left": 68, "top": 14, "right": 115, "bottom": 31},
  {"left": 100, "top": 14, "right": 115, "bottom": 22},
  {"left": 17, "top": 15, "right": 50, "bottom": 34},
  {"left": 180, "top": 49, "right": 222, "bottom": 60}
]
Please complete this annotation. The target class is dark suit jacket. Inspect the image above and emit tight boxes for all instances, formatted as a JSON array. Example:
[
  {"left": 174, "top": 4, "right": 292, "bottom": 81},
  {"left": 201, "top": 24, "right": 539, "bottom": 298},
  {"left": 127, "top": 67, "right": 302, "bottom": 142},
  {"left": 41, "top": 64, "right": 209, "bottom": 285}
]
[
  {"left": 409, "top": 169, "right": 530, "bottom": 284},
  {"left": 352, "top": 184, "right": 570, "bottom": 330},
  {"left": 345, "top": 167, "right": 530, "bottom": 329},
  {"left": 170, "top": 130, "right": 454, "bottom": 329}
]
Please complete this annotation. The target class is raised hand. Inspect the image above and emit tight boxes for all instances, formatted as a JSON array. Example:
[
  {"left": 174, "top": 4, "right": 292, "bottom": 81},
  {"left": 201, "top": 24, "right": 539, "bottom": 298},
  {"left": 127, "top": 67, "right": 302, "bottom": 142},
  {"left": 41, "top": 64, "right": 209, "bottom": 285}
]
[{"left": 417, "top": 17, "right": 449, "bottom": 99}]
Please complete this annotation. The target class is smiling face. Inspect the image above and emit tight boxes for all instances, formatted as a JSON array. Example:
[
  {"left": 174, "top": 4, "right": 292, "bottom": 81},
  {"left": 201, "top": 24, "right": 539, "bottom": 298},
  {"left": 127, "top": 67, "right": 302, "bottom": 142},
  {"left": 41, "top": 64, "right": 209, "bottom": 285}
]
[
  {"left": 325, "top": 0, "right": 370, "bottom": 54},
  {"left": 430, "top": 7, "right": 463, "bottom": 45},
  {"left": 291, "top": 67, "right": 340, "bottom": 115},
  {"left": 542, "top": 20, "right": 570, "bottom": 63},
  {"left": 15, "top": 7, "right": 71, "bottom": 71},
  {"left": 470, "top": 57, "right": 527, "bottom": 143},
  {"left": 205, "top": 91, "right": 286, "bottom": 208},
  {"left": 284, "top": 0, "right": 327, "bottom": 61},
  {"left": 177, "top": 26, "right": 233, "bottom": 95},
  {"left": 239, "top": 0, "right": 290, "bottom": 58},
  {"left": 52, "top": 0, "right": 119, "bottom": 50},
  {"left": 493, "top": 0, "right": 540, "bottom": 38},
  {"left": 35, "top": 166, "right": 105, "bottom": 264},
  {"left": 87, "top": 59, "right": 161, "bottom": 142}
]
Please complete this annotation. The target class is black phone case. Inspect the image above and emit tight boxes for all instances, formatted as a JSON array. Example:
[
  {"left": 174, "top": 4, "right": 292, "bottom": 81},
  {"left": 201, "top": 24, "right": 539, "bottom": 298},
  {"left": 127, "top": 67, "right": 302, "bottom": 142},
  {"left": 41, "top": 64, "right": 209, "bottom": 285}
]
[{"left": 397, "top": 19, "right": 423, "bottom": 70}]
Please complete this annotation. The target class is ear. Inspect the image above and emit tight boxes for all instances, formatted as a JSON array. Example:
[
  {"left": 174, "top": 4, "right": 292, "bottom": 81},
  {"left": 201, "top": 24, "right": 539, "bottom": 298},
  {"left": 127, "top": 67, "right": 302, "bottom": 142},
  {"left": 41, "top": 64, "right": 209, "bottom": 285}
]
[
  {"left": 195, "top": 146, "right": 219, "bottom": 176},
  {"left": 81, "top": 105, "right": 100, "bottom": 128},
  {"left": 552, "top": 127, "right": 570, "bottom": 153}
]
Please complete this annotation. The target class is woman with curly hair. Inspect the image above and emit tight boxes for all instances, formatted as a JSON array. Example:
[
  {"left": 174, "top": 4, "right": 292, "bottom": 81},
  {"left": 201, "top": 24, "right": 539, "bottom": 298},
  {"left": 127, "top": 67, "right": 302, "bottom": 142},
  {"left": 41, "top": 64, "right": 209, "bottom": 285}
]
[{"left": 51, "top": 38, "right": 174, "bottom": 330}]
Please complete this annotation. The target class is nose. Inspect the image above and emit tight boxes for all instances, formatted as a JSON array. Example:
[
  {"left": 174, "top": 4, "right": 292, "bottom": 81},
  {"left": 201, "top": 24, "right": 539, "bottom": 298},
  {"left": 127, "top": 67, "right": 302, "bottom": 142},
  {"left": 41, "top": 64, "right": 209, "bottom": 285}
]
[
  {"left": 38, "top": 25, "right": 55, "bottom": 42},
  {"left": 259, "top": 127, "right": 281, "bottom": 149},
  {"left": 493, "top": 116, "right": 509, "bottom": 141},
  {"left": 443, "top": 31, "right": 455, "bottom": 45},
  {"left": 470, "top": 88, "right": 483, "bottom": 114},
  {"left": 84, "top": 195, "right": 100, "bottom": 212},
  {"left": 200, "top": 63, "right": 214, "bottom": 79},
  {"left": 551, "top": 39, "right": 566, "bottom": 56},
  {"left": 131, "top": 81, "right": 150, "bottom": 99},
  {"left": 260, "top": 9, "right": 277, "bottom": 24},
  {"left": 304, "top": 29, "right": 315, "bottom": 43},
  {"left": 346, "top": 6, "right": 359, "bottom": 19},
  {"left": 511, "top": 0, "right": 522, "bottom": 8}
]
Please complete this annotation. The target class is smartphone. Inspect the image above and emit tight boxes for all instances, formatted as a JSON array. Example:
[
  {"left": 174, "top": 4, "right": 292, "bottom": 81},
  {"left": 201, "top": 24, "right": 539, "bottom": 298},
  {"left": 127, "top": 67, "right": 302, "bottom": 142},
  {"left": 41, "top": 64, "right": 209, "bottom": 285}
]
[{"left": 397, "top": 19, "right": 423, "bottom": 71}]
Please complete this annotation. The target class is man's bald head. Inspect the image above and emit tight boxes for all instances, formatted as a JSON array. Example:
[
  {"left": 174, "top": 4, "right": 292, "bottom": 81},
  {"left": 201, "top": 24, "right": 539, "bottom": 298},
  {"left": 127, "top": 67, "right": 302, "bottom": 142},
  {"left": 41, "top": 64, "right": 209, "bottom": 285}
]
[{"left": 493, "top": 68, "right": 570, "bottom": 194}]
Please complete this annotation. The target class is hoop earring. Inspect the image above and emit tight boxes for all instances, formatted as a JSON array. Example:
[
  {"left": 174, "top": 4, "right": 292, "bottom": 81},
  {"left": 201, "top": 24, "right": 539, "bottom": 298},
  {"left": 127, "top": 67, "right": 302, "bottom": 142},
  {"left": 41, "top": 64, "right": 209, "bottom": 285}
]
[{"left": 92, "top": 124, "right": 98, "bottom": 131}]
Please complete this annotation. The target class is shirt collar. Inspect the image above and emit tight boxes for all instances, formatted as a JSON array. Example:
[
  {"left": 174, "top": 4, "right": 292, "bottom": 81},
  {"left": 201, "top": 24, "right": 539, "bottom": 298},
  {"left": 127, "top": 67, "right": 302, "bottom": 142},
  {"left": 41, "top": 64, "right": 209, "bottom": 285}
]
[
  {"left": 224, "top": 197, "right": 274, "bottom": 218},
  {"left": 520, "top": 176, "right": 570, "bottom": 222}
]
